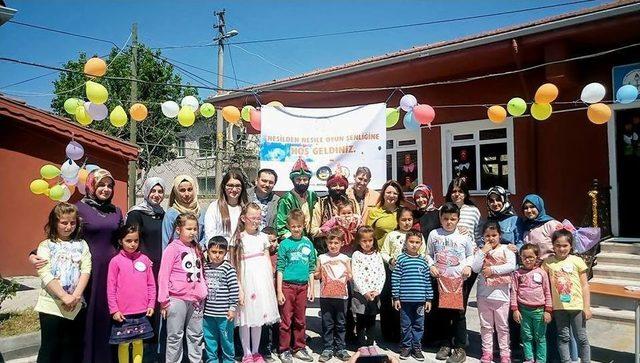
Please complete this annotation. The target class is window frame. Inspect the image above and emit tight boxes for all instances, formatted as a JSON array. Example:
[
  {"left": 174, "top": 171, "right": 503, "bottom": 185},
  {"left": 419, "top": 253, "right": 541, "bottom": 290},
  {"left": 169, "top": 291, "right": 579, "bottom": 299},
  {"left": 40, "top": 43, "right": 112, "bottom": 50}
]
[
  {"left": 440, "top": 118, "right": 516, "bottom": 196},
  {"left": 196, "top": 176, "right": 216, "bottom": 197},
  {"left": 175, "top": 136, "right": 186, "bottom": 158},
  {"left": 197, "top": 136, "right": 215, "bottom": 159},
  {"left": 386, "top": 128, "right": 422, "bottom": 196}
]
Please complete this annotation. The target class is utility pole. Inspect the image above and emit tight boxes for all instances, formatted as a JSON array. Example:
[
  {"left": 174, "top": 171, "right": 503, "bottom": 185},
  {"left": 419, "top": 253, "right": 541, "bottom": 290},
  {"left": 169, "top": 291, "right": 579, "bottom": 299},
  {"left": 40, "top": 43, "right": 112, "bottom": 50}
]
[
  {"left": 128, "top": 23, "right": 138, "bottom": 208},
  {"left": 214, "top": 10, "right": 226, "bottom": 196}
]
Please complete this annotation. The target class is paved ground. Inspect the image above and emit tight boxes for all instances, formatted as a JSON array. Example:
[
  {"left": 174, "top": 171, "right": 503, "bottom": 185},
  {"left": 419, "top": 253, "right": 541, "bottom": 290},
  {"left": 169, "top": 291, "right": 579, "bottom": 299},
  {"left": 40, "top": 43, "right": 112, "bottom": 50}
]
[{"left": 1, "top": 276, "right": 635, "bottom": 362}]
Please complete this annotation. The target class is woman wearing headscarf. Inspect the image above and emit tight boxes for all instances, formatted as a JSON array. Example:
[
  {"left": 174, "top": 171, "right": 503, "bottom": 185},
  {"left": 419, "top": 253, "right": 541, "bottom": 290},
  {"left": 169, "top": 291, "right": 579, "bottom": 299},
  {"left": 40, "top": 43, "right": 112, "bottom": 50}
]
[
  {"left": 412, "top": 184, "right": 440, "bottom": 240},
  {"left": 517, "top": 194, "right": 562, "bottom": 260},
  {"left": 76, "top": 168, "right": 123, "bottom": 363},
  {"left": 485, "top": 186, "right": 520, "bottom": 250},
  {"left": 161, "top": 174, "right": 205, "bottom": 249}
]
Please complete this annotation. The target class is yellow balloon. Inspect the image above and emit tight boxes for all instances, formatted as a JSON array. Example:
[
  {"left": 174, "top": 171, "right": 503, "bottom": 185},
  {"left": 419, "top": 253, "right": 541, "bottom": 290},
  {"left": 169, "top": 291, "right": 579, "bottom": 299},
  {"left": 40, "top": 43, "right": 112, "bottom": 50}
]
[
  {"left": 178, "top": 107, "right": 195, "bottom": 127},
  {"left": 110, "top": 106, "right": 128, "bottom": 127},
  {"left": 40, "top": 164, "right": 61, "bottom": 179},
  {"left": 30, "top": 179, "right": 49, "bottom": 194},
  {"left": 531, "top": 103, "right": 553, "bottom": 121},
  {"left": 267, "top": 101, "right": 284, "bottom": 108},
  {"left": 86, "top": 81, "right": 109, "bottom": 104},
  {"left": 84, "top": 57, "right": 107, "bottom": 77},
  {"left": 534, "top": 83, "right": 559, "bottom": 104},
  {"left": 487, "top": 105, "right": 507, "bottom": 124},
  {"left": 587, "top": 103, "right": 612, "bottom": 125},
  {"left": 222, "top": 106, "right": 241, "bottom": 124},
  {"left": 129, "top": 103, "right": 148, "bottom": 121},
  {"left": 75, "top": 105, "right": 93, "bottom": 126}
]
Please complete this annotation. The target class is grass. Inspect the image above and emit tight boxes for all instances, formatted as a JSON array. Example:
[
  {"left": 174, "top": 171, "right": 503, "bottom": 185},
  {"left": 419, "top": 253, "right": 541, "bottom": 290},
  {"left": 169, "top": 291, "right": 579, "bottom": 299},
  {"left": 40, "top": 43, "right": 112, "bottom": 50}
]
[{"left": 0, "top": 308, "right": 40, "bottom": 337}]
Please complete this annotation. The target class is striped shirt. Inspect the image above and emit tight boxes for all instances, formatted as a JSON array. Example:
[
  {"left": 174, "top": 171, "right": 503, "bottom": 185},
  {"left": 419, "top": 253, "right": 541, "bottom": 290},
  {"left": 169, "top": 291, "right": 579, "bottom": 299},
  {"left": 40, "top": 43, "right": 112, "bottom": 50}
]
[
  {"left": 458, "top": 204, "right": 481, "bottom": 246},
  {"left": 391, "top": 253, "right": 433, "bottom": 302},
  {"left": 203, "top": 261, "right": 239, "bottom": 317}
]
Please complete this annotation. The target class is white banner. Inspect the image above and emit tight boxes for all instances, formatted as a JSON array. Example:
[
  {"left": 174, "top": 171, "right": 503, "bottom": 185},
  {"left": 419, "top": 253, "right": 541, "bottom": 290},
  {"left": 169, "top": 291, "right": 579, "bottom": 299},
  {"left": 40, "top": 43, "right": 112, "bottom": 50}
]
[{"left": 260, "top": 103, "right": 387, "bottom": 192}]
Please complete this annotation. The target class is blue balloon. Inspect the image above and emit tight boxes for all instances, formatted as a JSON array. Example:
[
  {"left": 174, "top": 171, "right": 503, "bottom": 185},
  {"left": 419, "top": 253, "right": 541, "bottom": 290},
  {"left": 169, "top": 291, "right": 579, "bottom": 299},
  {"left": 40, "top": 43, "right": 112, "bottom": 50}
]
[
  {"left": 616, "top": 85, "right": 639, "bottom": 104},
  {"left": 85, "top": 164, "right": 100, "bottom": 172},
  {"left": 403, "top": 110, "right": 420, "bottom": 130}
]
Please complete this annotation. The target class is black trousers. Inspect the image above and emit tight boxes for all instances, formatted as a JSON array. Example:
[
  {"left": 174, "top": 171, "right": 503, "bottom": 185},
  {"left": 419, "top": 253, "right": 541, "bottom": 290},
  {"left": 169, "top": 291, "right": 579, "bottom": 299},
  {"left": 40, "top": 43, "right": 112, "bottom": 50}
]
[
  {"left": 379, "top": 265, "right": 401, "bottom": 343},
  {"left": 355, "top": 314, "right": 377, "bottom": 346},
  {"left": 259, "top": 323, "right": 280, "bottom": 355},
  {"left": 321, "top": 299, "right": 347, "bottom": 351},
  {"left": 37, "top": 310, "right": 85, "bottom": 363}
]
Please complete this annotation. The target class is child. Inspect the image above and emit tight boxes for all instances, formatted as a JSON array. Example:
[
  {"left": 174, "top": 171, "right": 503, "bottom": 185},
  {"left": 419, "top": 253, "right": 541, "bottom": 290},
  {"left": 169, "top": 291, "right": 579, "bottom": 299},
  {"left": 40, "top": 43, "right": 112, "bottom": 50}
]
[
  {"left": 351, "top": 225, "right": 386, "bottom": 346},
  {"left": 543, "top": 229, "right": 591, "bottom": 363},
  {"left": 511, "top": 243, "right": 552, "bottom": 363},
  {"left": 316, "top": 227, "right": 352, "bottom": 362},
  {"left": 320, "top": 198, "right": 362, "bottom": 255},
  {"left": 392, "top": 229, "right": 433, "bottom": 361},
  {"left": 426, "top": 202, "right": 474, "bottom": 363},
  {"left": 203, "top": 236, "right": 240, "bottom": 363},
  {"left": 234, "top": 203, "right": 280, "bottom": 363},
  {"left": 277, "top": 209, "right": 317, "bottom": 363},
  {"left": 34, "top": 202, "right": 91, "bottom": 363},
  {"left": 259, "top": 226, "right": 280, "bottom": 362},
  {"left": 158, "top": 212, "right": 208, "bottom": 363},
  {"left": 471, "top": 221, "right": 516, "bottom": 363},
  {"left": 381, "top": 207, "right": 426, "bottom": 268},
  {"left": 107, "top": 224, "right": 156, "bottom": 363}
]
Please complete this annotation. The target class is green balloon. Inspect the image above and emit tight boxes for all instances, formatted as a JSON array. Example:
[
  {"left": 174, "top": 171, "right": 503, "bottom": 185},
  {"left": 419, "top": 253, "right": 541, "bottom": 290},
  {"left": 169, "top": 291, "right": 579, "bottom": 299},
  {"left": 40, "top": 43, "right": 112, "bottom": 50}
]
[
  {"left": 241, "top": 105, "right": 255, "bottom": 122},
  {"left": 49, "top": 185, "right": 64, "bottom": 201},
  {"left": 507, "top": 97, "right": 527, "bottom": 116},
  {"left": 200, "top": 103, "right": 216, "bottom": 118},
  {"left": 40, "top": 164, "right": 61, "bottom": 179},
  {"left": 64, "top": 98, "right": 82, "bottom": 115},
  {"left": 386, "top": 108, "right": 400, "bottom": 128}
]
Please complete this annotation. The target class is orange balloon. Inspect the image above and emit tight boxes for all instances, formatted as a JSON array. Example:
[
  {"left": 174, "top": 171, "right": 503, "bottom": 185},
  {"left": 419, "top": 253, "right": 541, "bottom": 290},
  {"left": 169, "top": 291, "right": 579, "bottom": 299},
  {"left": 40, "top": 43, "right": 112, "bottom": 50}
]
[
  {"left": 84, "top": 57, "right": 107, "bottom": 77},
  {"left": 487, "top": 105, "right": 507, "bottom": 124},
  {"left": 587, "top": 103, "right": 612, "bottom": 124},
  {"left": 222, "top": 106, "right": 241, "bottom": 124},
  {"left": 129, "top": 103, "right": 148, "bottom": 121},
  {"left": 534, "top": 83, "right": 559, "bottom": 104},
  {"left": 77, "top": 169, "right": 89, "bottom": 185}
]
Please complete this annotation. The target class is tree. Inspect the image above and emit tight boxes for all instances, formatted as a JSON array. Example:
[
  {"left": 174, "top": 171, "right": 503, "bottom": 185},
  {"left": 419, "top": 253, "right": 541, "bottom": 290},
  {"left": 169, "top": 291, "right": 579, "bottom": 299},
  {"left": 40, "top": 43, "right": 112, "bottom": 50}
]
[{"left": 50, "top": 44, "right": 201, "bottom": 181}]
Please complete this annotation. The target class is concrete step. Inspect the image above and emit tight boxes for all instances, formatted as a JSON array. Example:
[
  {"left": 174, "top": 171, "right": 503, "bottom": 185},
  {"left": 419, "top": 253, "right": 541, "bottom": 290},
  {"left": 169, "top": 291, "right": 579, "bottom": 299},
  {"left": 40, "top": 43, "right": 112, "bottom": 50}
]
[
  {"left": 591, "top": 305, "right": 635, "bottom": 325},
  {"left": 590, "top": 277, "right": 640, "bottom": 287},
  {"left": 592, "top": 264, "right": 640, "bottom": 281},
  {"left": 596, "top": 252, "right": 640, "bottom": 266},
  {"left": 600, "top": 241, "right": 640, "bottom": 254}
]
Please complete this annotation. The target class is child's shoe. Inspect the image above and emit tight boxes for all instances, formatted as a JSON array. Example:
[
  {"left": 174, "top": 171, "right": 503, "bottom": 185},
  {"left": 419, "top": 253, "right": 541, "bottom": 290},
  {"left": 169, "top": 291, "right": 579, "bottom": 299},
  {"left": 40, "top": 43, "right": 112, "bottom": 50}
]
[
  {"left": 242, "top": 355, "right": 254, "bottom": 363},
  {"left": 279, "top": 351, "right": 293, "bottom": 363},
  {"left": 435, "top": 346, "right": 451, "bottom": 360},
  {"left": 319, "top": 349, "right": 333, "bottom": 362},
  {"left": 411, "top": 349, "right": 425, "bottom": 362},
  {"left": 335, "top": 350, "right": 351, "bottom": 361},
  {"left": 523, "top": 360, "right": 535, "bottom": 363},
  {"left": 399, "top": 348, "right": 411, "bottom": 360},
  {"left": 480, "top": 351, "right": 493, "bottom": 363},
  {"left": 252, "top": 353, "right": 265, "bottom": 363},
  {"left": 294, "top": 348, "right": 314, "bottom": 362},
  {"left": 446, "top": 348, "right": 466, "bottom": 363}
]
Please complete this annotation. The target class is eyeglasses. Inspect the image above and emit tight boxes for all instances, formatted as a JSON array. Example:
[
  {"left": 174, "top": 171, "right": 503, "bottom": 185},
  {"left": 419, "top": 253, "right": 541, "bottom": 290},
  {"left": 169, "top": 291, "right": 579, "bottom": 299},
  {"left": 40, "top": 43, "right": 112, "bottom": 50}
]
[{"left": 225, "top": 184, "right": 242, "bottom": 190}]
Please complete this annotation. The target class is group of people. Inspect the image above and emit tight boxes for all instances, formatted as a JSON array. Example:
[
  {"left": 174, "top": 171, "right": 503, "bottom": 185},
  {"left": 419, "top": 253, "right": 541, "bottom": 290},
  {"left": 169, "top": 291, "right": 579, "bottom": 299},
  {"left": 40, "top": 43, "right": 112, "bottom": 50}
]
[{"left": 29, "top": 158, "right": 592, "bottom": 363}]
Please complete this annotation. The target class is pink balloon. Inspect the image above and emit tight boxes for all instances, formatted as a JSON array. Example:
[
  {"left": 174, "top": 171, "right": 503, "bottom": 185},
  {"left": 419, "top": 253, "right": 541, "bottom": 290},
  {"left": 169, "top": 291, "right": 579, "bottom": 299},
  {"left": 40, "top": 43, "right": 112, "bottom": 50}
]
[
  {"left": 413, "top": 104, "right": 435, "bottom": 125},
  {"left": 77, "top": 182, "right": 86, "bottom": 195},
  {"left": 250, "top": 109, "right": 261, "bottom": 131}
]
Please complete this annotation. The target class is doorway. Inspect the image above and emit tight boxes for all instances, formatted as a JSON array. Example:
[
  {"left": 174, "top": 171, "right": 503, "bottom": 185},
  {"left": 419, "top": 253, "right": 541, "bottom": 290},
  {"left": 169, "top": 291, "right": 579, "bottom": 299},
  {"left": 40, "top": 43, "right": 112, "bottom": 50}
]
[{"left": 615, "top": 108, "right": 640, "bottom": 237}]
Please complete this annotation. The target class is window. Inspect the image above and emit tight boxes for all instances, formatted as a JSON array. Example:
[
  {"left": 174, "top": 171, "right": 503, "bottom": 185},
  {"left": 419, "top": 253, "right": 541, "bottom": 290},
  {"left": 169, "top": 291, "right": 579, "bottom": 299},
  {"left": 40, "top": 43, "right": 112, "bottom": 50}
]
[
  {"left": 198, "top": 136, "right": 214, "bottom": 158},
  {"left": 176, "top": 137, "right": 185, "bottom": 158},
  {"left": 387, "top": 129, "right": 422, "bottom": 194},
  {"left": 440, "top": 118, "right": 515, "bottom": 195},
  {"left": 197, "top": 177, "right": 216, "bottom": 196}
]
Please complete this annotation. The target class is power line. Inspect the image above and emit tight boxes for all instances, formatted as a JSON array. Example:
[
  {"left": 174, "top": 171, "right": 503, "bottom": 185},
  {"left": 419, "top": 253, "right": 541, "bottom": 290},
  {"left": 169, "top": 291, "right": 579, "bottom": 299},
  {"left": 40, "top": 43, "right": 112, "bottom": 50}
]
[
  {"left": 229, "top": 44, "right": 295, "bottom": 74},
  {"left": 227, "top": 44, "right": 240, "bottom": 89},
  {"left": 7, "top": 20, "right": 121, "bottom": 48},
  {"left": 145, "top": 51, "right": 217, "bottom": 88}
]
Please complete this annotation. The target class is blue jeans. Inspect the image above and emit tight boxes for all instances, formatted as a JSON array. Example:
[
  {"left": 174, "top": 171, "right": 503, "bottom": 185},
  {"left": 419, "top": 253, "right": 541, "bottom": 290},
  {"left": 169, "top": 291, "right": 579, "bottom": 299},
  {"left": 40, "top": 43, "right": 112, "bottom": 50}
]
[
  {"left": 203, "top": 316, "right": 235, "bottom": 363},
  {"left": 399, "top": 301, "right": 425, "bottom": 349}
]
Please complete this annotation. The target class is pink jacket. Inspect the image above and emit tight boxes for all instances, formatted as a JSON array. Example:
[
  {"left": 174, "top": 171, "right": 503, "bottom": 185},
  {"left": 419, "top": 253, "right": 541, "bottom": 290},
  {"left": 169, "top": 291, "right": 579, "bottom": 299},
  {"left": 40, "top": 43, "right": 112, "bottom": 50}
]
[
  {"left": 157, "top": 239, "right": 207, "bottom": 308},
  {"left": 510, "top": 267, "right": 552, "bottom": 312},
  {"left": 107, "top": 250, "right": 156, "bottom": 315}
]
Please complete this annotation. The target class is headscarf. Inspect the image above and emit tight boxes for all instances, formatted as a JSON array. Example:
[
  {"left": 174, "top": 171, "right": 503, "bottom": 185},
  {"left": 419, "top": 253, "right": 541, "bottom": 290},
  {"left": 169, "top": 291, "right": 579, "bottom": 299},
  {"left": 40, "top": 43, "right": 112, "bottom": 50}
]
[
  {"left": 519, "top": 194, "right": 554, "bottom": 232},
  {"left": 486, "top": 186, "right": 515, "bottom": 220},
  {"left": 168, "top": 174, "right": 200, "bottom": 217},
  {"left": 82, "top": 168, "right": 116, "bottom": 213},
  {"left": 289, "top": 157, "right": 312, "bottom": 181},
  {"left": 413, "top": 184, "right": 437, "bottom": 212},
  {"left": 128, "top": 177, "right": 166, "bottom": 216}
]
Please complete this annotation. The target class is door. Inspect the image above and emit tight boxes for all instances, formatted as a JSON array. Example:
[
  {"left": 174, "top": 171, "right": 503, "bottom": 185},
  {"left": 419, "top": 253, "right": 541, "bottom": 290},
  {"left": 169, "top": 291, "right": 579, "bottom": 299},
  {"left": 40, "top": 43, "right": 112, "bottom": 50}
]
[{"left": 616, "top": 108, "right": 640, "bottom": 236}]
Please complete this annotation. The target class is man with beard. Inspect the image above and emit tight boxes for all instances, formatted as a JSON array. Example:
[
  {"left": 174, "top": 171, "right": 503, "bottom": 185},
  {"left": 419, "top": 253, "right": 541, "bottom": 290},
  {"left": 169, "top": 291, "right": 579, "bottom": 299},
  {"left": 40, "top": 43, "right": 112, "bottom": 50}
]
[
  {"left": 310, "top": 171, "right": 356, "bottom": 243},
  {"left": 275, "top": 158, "right": 319, "bottom": 238},
  {"left": 247, "top": 168, "right": 280, "bottom": 230}
]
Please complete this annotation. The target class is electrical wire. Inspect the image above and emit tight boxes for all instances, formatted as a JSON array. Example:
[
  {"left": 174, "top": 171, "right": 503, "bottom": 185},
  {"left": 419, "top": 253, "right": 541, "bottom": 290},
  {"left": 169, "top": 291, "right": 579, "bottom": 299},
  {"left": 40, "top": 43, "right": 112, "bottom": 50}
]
[
  {"left": 227, "top": 44, "right": 240, "bottom": 89},
  {"left": 7, "top": 20, "right": 121, "bottom": 48},
  {"left": 229, "top": 44, "right": 295, "bottom": 74}
]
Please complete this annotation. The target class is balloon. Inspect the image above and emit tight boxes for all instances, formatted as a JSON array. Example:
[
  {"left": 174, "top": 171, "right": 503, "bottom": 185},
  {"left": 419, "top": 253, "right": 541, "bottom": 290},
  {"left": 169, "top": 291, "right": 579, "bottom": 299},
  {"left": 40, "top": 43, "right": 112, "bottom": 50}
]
[
  {"left": 61, "top": 159, "right": 80, "bottom": 179},
  {"left": 267, "top": 101, "right": 284, "bottom": 108},
  {"left": 85, "top": 81, "right": 108, "bottom": 104},
  {"left": 616, "top": 85, "right": 639, "bottom": 104},
  {"left": 78, "top": 168, "right": 89, "bottom": 185},
  {"left": 222, "top": 106, "right": 241, "bottom": 124},
  {"left": 63, "top": 98, "right": 83, "bottom": 115},
  {"left": 386, "top": 108, "right": 400, "bottom": 128},
  {"left": 399, "top": 94, "right": 418, "bottom": 112},
  {"left": 129, "top": 103, "right": 148, "bottom": 121},
  {"left": 413, "top": 104, "right": 435, "bottom": 126},
  {"left": 487, "top": 105, "right": 507, "bottom": 124},
  {"left": 587, "top": 103, "right": 612, "bottom": 124},
  {"left": 403, "top": 111, "right": 420, "bottom": 130},
  {"left": 30, "top": 179, "right": 49, "bottom": 194},
  {"left": 84, "top": 102, "right": 108, "bottom": 121},
  {"left": 85, "top": 164, "right": 100, "bottom": 172},
  {"left": 200, "top": 103, "right": 216, "bottom": 118},
  {"left": 84, "top": 57, "right": 107, "bottom": 77},
  {"left": 77, "top": 182, "right": 86, "bottom": 195},
  {"left": 64, "top": 176, "right": 78, "bottom": 186},
  {"left": 241, "top": 105, "right": 255, "bottom": 121},
  {"left": 507, "top": 97, "right": 527, "bottom": 116},
  {"left": 178, "top": 107, "right": 195, "bottom": 127},
  {"left": 161, "top": 101, "right": 180, "bottom": 118},
  {"left": 249, "top": 109, "right": 261, "bottom": 131},
  {"left": 59, "top": 185, "right": 72, "bottom": 202},
  {"left": 531, "top": 103, "right": 553, "bottom": 121},
  {"left": 49, "top": 185, "right": 64, "bottom": 201},
  {"left": 40, "top": 164, "right": 60, "bottom": 179},
  {"left": 65, "top": 141, "right": 84, "bottom": 161},
  {"left": 580, "top": 83, "right": 606, "bottom": 104},
  {"left": 110, "top": 106, "right": 128, "bottom": 127},
  {"left": 534, "top": 83, "right": 559, "bottom": 104},
  {"left": 75, "top": 105, "right": 93, "bottom": 126},
  {"left": 181, "top": 96, "right": 199, "bottom": 111},
  {"left": 43, "top": 188, "right": 50, "bottom": 196}
]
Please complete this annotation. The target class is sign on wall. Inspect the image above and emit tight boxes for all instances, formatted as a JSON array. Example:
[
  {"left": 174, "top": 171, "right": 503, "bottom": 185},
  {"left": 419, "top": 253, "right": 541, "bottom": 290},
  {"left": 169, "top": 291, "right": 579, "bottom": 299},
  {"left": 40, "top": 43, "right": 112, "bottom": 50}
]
[{"left": 260, "top": 103, "right": 387, "bottom": 192}]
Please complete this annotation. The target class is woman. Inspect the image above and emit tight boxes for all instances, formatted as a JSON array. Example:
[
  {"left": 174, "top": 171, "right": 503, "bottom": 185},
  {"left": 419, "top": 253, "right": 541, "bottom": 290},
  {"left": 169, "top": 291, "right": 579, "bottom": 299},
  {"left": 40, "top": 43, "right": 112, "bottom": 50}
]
[
  {"left": 486, "top": 186, "right": 520, "bottom": 250},
  {"left": 517, "top": 194, "right": 562, "bottom": 260},
  {"left": 203, "top": 170, "right": 248, "bottom": 246},
  {"left": 161, "top": 174, "right": 205, "bottom": 249},
  {"left": 412, "top": 184, "right": 440, "bottom": 240},
  {"left": 77, "top": 169, "right": 123, "bottom": 363},
  {"left": 346, "top": 167, "right": 380, "bottom": 220}
]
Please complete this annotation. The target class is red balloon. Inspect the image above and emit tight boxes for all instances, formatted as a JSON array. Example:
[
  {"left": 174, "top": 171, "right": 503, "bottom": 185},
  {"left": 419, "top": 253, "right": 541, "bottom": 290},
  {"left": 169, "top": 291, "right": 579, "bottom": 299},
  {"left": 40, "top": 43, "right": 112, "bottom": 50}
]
[
  {"left": 413, "top": 104, "right": 435, "bottom": 125},
  {"left": 250, "top": 109, "right": 261, "bottom": 131}
]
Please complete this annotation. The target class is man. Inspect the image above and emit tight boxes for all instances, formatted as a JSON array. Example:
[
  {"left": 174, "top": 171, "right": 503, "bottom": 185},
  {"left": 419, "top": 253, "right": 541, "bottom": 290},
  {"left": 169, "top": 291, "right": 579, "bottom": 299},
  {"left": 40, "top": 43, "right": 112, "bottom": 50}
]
[
  {"left": 310, "top": 171, "right": 356, "bottom": 239},
  {"left": 275, "top": 158, "right": 319, "bottom": 238},
  {"left": 247, "top": 168, "right": 280, "bottom": 230},
  {"left": 345, "top": 166, "right": 380, "bottom": 220}
]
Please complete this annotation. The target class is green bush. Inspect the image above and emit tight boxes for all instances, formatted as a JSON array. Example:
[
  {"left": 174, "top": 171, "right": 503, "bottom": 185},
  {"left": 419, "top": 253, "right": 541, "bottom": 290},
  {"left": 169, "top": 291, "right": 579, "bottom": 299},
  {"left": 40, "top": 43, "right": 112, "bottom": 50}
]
[{"left": 0, "top": 277, "right": 19, "bottom": 307}]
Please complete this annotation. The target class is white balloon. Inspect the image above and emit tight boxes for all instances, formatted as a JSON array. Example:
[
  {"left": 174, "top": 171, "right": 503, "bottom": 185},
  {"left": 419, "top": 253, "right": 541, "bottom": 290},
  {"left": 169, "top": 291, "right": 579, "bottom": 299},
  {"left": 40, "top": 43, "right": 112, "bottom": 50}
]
[
  {"left": 59, "top": 185, "right": 72, "bottom": 202},
  {"left": 83, "top": 102, "right": 108, "bottom": 121},
  {"left": 580, "top": 83, "right": 606, "bottom": 104},
  {"left": 181, "top": 96, "right": 199, "bottom": 112},
  {"left": 399, "top": 94, "right": 418, "bottom": 112},
  {"left": 61, "top": 159, "right": 80, "bottom": 180},
  {"left": 64, "top": 177, "right": 78, "bottom": 186},
  {"left": 161, "top": 101, "right": 180, "bottom": 118}
]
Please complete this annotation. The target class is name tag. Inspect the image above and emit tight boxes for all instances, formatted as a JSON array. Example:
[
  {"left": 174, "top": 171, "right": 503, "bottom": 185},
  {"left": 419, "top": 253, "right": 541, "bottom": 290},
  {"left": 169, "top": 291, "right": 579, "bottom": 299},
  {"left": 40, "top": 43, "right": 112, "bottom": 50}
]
[
  {"left": 562, "top": 264, "right": 574, "bottom": 273},
  {"left": 134, "top": 261, "right": 147, "bottom": 272},
  {"left": 532, "top": 272, "right": 543, "bottom": 283}
]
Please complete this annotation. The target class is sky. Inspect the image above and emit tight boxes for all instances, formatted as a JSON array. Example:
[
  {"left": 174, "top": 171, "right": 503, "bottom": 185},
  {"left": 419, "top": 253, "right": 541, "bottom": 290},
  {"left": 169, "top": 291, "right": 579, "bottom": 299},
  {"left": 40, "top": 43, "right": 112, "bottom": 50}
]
[{"left": 0, "top": 0, "right": 611, "bottom": 110}]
